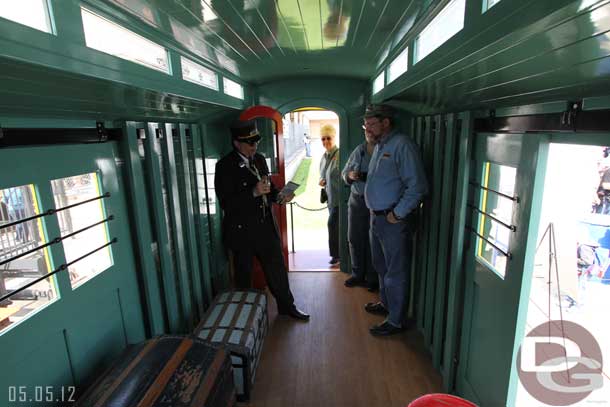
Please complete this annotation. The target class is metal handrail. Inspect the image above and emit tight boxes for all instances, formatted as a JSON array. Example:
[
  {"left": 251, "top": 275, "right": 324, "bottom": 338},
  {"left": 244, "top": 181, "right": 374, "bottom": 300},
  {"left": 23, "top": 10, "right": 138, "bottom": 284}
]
[
  {"left": 466, "top": 226, "right": 512, "bottom": 260},
  {"left": 0, "top": 192, "right": 110, "bottom": 231},
  {"left": 469, "top": 182, "right": 519, "bottom": 203},
  {"left": 467, "top": 204, "right": 516, "bottom": 232},
  {"left": 0, "top": 216, "right": 114, "bottom": 266},
  {"left": 0, "top": 238, "right": 117, "bottom": 303}
]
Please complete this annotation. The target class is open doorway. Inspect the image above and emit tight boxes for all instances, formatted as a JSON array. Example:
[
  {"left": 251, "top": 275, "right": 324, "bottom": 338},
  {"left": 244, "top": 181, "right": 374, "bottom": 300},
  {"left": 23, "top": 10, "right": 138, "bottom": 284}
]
[
  {"left": 516, "top": 143, "right": 610, "bottom": 406},
  {"left": 282, "top": 108, "right": 340, "bottom": 271}
]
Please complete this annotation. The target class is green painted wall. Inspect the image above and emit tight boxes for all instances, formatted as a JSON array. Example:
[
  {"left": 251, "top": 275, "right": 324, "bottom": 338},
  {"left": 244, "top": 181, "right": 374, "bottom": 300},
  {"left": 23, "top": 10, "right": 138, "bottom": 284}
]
[{"left": 375, "top": 0, "right": 610, "bottom": 114}]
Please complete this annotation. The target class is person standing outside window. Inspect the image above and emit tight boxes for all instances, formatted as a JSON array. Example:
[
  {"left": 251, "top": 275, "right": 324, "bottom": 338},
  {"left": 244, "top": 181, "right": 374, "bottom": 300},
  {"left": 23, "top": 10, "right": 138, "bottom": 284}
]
[
  {"left": 363, "top": 104, "right": 428, "bottom": 336},
  {"left": 594, "top": 147, "right": 610, "bottom": 214},
  {"left": 319, "top": 124, "right": 340, "bottom": 266},
  {"left": 342, "top": 129, "right": 378, "bottom": 290}
]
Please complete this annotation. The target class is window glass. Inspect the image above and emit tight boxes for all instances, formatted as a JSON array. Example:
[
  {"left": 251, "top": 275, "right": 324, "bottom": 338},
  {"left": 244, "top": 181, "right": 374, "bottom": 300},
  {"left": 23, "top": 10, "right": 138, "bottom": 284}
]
[
  {"left": 387, "top": 47, "right": 409, "bottom": 84},
  {"left": 51, "top": 173, "right": 112, "bottom": 288},
  {"left": 0, "top": 185, "right": 56, "bottom": 334},
  {"left": 483, "top": 0, "right": 502, "bottom": 12},
  {"left": 0, "top": 0, "right": 53, "bottom": 33},
  {"left": 181, "top": 56, "right": 218, "bottom": 90},
  {"left": 373, "top": 71, "right": 384, "bottom": 94},
  {"left": 476, "top": 162, "right": 516, "bottom": 278},
  {"left": 414, "top": 0, "right": 466, "bottom": 63},
  {"left": 81, "top": 7, "right": 170, "bottom": 73},
  {"left": 223, "top": 78, "right": 244, "bottom": 99},
  {"left": 204, "top": 159, "right": 217, "bottom": 215}
]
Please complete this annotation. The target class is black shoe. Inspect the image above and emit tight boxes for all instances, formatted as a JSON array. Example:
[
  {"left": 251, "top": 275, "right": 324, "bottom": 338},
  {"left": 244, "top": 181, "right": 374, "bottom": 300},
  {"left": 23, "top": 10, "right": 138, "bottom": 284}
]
[
  {"left": 344, "top": 277, "right": 366, "bottom": 287},
  {"left": 329, "top": 257, "right": 340, "bottom": 265},
  {"left": 364, "top": 302, "right": 388, "bottom": 315},
  {"left": 279, "top": 307, "right": 310, "bottom": 321},
  {"left": 369, "top": 321, "right": 405, "bottom": 336}
]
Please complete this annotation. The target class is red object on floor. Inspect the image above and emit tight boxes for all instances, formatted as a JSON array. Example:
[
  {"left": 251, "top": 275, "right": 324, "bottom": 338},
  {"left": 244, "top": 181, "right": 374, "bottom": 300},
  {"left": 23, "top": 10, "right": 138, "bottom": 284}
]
[{"left": 408, "top": 394, "right": 478, "bottom": 407}]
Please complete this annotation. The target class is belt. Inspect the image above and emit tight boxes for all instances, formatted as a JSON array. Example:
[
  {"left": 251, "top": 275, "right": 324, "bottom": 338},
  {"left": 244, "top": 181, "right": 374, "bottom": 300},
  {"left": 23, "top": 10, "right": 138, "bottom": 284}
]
[{"left": 372, "top": 209, "right": 393, "bottom": 216}]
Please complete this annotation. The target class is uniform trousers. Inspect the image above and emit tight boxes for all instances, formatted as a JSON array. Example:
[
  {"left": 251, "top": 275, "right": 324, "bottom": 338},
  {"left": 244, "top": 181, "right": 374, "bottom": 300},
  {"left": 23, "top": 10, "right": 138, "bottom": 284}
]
[
  {"left": 370, "top": 213, "right": 413, "bottom": 327},
  {"left": 231, "top": 216, "right": 295, "bottom": 312},
  {"left": 347, "top": 193, "right": 376, "bottom": 283}
]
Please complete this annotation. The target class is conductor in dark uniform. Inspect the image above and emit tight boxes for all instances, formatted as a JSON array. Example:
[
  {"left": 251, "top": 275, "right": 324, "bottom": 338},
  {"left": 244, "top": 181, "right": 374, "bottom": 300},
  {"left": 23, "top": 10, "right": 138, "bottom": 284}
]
[{"left": 215, "top": 120, "right": 310, "bottom": 321}]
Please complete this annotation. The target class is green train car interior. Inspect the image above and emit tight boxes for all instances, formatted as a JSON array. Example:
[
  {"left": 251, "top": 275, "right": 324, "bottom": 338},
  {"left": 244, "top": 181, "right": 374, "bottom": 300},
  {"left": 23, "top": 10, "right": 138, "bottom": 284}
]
[{"left": 1, "top": 0, "right": 610, "bottom": 406}]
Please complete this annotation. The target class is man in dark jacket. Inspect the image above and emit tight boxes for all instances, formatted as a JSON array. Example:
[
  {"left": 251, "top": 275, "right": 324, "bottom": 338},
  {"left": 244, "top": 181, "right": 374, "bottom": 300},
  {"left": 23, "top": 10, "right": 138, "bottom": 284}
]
[{"left": 215, "top": 120, "right": 309, "bottom": 321}]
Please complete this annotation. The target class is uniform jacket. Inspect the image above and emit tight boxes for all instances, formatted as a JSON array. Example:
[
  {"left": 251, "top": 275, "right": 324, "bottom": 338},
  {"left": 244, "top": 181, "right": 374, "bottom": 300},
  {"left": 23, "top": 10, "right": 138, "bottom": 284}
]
[{"left": 215, "top": 150, "right": 280, "bottom": 250}]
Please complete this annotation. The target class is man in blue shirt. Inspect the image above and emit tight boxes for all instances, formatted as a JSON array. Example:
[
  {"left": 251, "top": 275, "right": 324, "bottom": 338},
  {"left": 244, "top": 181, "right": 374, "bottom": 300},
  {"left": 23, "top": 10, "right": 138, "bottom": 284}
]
[{"left": 363, "top": 104, "right": 428, "bottom": 336}]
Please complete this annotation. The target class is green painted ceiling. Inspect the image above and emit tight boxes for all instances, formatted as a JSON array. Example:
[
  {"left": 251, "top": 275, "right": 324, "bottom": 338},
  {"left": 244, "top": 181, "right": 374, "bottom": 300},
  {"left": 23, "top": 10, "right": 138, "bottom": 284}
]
[{"left": 106, "top": 0, "right": 435, "bottom": 83}]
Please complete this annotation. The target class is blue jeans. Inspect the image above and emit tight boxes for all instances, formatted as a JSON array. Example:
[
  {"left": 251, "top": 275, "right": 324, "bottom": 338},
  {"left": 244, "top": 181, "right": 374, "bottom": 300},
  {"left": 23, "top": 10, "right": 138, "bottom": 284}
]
[
  {"left": 348, "top": 193, "right": 375, "bottom": 282},
  {"left": 370, "top": 214, "right": 413, "bottom": 327}
]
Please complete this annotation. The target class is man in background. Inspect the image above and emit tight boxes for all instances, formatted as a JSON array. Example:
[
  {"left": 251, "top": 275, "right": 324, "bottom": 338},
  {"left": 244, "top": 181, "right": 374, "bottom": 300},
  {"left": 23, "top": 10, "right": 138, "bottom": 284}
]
[
  {"left": 342, "top": 129, "right": 378, "bottom": 291},
  {"left": 363, "top": 104, "right": 428, "bottom": 336}
]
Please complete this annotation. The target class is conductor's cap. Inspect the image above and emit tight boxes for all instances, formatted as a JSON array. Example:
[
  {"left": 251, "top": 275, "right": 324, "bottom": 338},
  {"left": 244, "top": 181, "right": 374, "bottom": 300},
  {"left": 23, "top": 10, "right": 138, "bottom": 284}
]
[
  {"left": 231, "top": 119, "right": 261, "bottom": 143},
  {"left": 363, "top": 104, "right": 396, "bottom": 119}
]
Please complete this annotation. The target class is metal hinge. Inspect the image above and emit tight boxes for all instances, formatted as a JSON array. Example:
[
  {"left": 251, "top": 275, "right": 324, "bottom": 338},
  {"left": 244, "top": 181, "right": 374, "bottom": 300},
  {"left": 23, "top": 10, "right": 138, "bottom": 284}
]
[
  {"left": 561, "top": 101, "right": 581, "bottom": 130},
  {"left": 96, "top": 121, "right": 108, "bottom": 142}
]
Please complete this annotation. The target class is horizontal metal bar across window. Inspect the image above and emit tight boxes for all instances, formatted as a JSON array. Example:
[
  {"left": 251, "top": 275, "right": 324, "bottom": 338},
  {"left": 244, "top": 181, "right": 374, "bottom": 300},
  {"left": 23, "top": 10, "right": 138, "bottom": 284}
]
[
  {"left": 0, "top": 238, "right": 117, "bottom": 303},
  {"left": 466, "top": 226, "right": 512, "bottom": 260},
  {"left": 0, "top": 216, "right": 114, "bottom": 266},
  {"left": 469, "top": 182, "right": 519, "bottom": 203},
  {"left": 0, "top": 192, "right": 110, "bottom": 231},
  {"left": 467, "top": 203, "right": 516, "bottom": 232}
]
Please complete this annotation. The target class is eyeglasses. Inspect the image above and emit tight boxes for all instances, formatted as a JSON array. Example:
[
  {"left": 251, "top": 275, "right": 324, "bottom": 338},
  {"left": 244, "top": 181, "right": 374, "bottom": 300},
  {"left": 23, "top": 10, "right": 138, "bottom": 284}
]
[
  {"left": 321, "top": 137, "right": 332, "bottom": 141},
  {"left": 362, "top": 119, "right": 381, "bottom": 130},
  {"left": 241, "top": 140, "right": 259, "bottom": 146}
]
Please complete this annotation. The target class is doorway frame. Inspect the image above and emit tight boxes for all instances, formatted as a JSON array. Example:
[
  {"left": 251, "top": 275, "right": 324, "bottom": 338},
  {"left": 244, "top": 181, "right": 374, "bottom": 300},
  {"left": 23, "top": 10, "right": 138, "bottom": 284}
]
[{"left": 277, "top": 99, "right": 349, "bottom": 274}]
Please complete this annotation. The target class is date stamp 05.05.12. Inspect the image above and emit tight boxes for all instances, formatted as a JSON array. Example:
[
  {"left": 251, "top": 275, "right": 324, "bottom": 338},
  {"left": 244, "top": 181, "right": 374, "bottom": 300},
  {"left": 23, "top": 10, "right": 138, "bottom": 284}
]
[{"left": 7, "top": 385, "right": 76, "bottom": 406}]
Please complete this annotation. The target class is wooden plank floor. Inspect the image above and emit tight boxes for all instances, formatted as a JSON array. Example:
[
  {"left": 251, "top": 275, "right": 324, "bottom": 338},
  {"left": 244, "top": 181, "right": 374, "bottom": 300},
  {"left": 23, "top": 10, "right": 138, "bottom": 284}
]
[{"left": 246, "top": 272, "right": 442, "bottom": 407}]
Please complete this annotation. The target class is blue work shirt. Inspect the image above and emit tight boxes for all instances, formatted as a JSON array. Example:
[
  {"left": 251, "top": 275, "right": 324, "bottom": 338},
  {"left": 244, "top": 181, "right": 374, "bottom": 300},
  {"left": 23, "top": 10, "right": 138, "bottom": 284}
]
[
  {"left": 364, "top": 129, "right": 428, "bottom": 218},
  {"left": 341, "top": 143, "right": 371, "bottom": 196}
]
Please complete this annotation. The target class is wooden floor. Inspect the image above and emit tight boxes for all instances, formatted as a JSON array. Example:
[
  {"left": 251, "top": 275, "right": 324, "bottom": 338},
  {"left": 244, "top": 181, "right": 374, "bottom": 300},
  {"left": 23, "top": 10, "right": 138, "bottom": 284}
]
[
  {"left": 288, "top": 248, "right": 339, "bottom": 271},
  {"left": 247, "top": 272, "right": 442, "bottom": 407}
]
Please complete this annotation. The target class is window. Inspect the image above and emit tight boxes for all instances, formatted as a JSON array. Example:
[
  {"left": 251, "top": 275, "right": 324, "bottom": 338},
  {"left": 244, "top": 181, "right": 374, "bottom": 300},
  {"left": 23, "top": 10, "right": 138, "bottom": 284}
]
[
  {"left": 81, "top": 7, "right": 170, "bottom": 73},
  {"left": 414, "top": 0, "right": 466, "bottom": 63},
  {"left": 475, "top": 163, "right": 516, "bottom": 278},
  {"left": 0, "top": 184, "right": 56, "bottom": 334},
  {"left": 201, "top": 0, "right": 218, "bottom": 22},
  {"left": 0, "top": 0, "right": 53, "bottom": 33},
  {"left": 223, "top": 78, "right": 244, "bottom": 99},
  {"left": 387, "top": 47, "right": 409, "bottom": 84},
  {"left": 373, "top": 72, "right": 384, "bottom": 94},
  {"left": 181, "top": 56, "right": 218, "bottom": 90},
  {"left": 51, "top": 173, "right": 113, "bottom": 288},
  {"left": 203, "top": 159, "right": 217, "bottom": 215},
  {"left": 483, "top": 0, "right": 502, "bottom": 12}
]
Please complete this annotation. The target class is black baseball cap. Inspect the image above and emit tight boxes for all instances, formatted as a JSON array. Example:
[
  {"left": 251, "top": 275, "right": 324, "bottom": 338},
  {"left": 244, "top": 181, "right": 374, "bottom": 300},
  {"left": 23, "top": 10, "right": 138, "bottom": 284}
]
[{"left": 363, "top": 104, "right": 396, "bottom": 119}]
